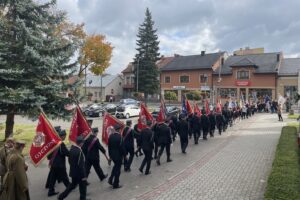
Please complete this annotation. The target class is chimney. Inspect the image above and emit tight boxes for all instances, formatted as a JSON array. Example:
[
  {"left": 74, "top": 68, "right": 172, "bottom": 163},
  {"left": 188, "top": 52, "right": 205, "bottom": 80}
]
[
  {"left": 201, "top": 51, "right": 205, "bottom": 56},
  {"left": 277, "top": 54, "right": 280, "bottom": 62}
]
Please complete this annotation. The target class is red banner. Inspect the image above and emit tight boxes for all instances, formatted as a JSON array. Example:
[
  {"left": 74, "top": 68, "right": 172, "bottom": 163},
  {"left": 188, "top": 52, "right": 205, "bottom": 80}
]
[
  {"left": 216, "top": 103, "right": 222, "bottom": 113},
  {"left": 30, "top": 113, "right": 61, "bottom": 167},
  {"left": 69, "top": 106, "right": 91, "bottom": 143},
  {"left": 157, "top": 99, "right": 167, "bottom": 123},
  {"left": 138, "top": 103, "right": 154, "bottom": 130},
  {"left": 205, "top": 99, "right": 210, "bottom": 115},
  {"left": 186, "top": 99, "right": 193, "bottom": 114},
  {"left": 235, "top": 80, "right": 251, "bottom": 86},
  {"left": 102, "top": 112, "right": 125, "bottom": 145},
  {"left": 194, "top": 102, "right": 202, "bottom": 116}
]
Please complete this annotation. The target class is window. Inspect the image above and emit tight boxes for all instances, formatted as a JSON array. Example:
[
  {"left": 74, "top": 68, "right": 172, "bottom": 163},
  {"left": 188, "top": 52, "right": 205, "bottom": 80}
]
[
  {"left": 165, "top": 76, "right": 171, "bottom": 83},
  {"left": 218, "top": 88, "right": 237, "bottom": 98},
  {"left": 237, "top": 70, "right": 249, "bottom": 80},
  {"left": 180, "top": 75, "right": 189, "bottom": 83},
  {"left": 200, "top": 74, "right": 208, "bottom": 83},
  {"left": 131, "top": 77, "right": 135, "bottom": 84}
]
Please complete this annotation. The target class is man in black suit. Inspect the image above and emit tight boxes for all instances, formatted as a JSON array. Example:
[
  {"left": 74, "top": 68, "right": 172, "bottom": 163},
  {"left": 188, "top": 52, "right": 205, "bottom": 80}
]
[
  {"left": 208, "top": 111, "right": 216, "bottom": 137},
  {"left": 192, "top": 113, "right": 201, "bottom": 144},
  {"left": 47, "top": 130, "right": 70, "bottom": 196},
  {"left": 201, "top": 111, "right": 210, "bottom": 140},
  {"left": 58, "top": 135, "right": 88, "bottom": 200},
  {"left": 152, "top": 121, "right": 160, "bottom": 159},
  {"left": 108, "top": 124, "right": 126, "bottom": 189},
  {"left": 139, "top": 120, "right": 154, "bottom": 175},
  {"left": 178, "top": 114, "right": 189, "bottom": 153},
  {"left": 82, "top": 127, "right": 108, "bottom": 182},
  {"left": 122, "top": 120, "right": 136, "bottom": 172},
  {"left": 156, "top": 120, "right": 172, "bottom": 165}
]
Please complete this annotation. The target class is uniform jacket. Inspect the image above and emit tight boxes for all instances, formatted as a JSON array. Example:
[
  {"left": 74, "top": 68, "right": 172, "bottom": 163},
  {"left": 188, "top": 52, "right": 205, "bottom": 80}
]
[
  {"left": 140, "top": 128, "right": 154, "bottom": 151},
  {"left": 47, "top": 142, "right": 69, "bottom": 168},
  {"left": 122, "top": 126, "right": 136, "bottom": 150},
  {"left": 208, "top": 114, "right": 216, "bottom": 127},
  {"left": 178, "top": 119, "right": 189, "bottom": 139},
  {"left": 108, "top": 132, "right": 125, "bottom": 162},
  {"left": 200, "top": 114, "right": 210, "bottom": 129},
  {"left": 82, "top": 134, "right": 106, "bottom": 161},
  {"left": 191, "top": 115, "right": 201, "bottom": 131},
  {"left": 68, "top": 145, "right": 86, "bottom": 179},
  {"left": 157, "top": 123, "right": 172, "bottom": 145}
]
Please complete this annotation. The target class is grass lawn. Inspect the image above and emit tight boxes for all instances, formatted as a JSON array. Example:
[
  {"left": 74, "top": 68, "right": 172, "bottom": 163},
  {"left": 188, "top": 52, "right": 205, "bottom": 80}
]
[
  {"left": 288, "top": 114, "right": 300, "bottom": 119},
  {"left": 0, "top": 123, "right": 70, "bottom": 156},
  {"left": 264, "top": 126, "right": 300, "bottom": 200}
]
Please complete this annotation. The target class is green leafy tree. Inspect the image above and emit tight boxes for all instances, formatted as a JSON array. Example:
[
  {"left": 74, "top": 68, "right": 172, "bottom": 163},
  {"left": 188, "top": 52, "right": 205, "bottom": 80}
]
[
  {"left": 134, "top": 8, "right": 160, "bottom": 102},
  {"left": 0, "top": 0, "right": 81, "bottom": 139},
  {"left": 164, "top": 91, "right": 177, "bottom": 101}
]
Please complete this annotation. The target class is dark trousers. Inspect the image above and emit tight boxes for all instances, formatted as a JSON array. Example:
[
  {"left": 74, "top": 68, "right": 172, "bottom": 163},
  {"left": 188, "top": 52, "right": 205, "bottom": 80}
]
[
  {"left": 209, "top": 126, "right": 215, "bottom": 137},
  {"left": 140, "top": 149, "right": 152, "bottom": 173},
  {"left": 278, "top": 114, "right": 283, "bottom": 121},
  {"left": 48, "top": 167, "right": 70, "bottom": 193},
  {"left": 58, "top": 177, "right": 87, "bottom": 200},
  {"left": 109, "top": 159, "right": 122, "bottom": 187},
  {"left": 158, "top": 143, "right": 171, "bottom": 159},
  {"left": 86, "top": 159, "right": 106, "bottom": 180},
  {"left": 180, "top": 137, "right": 188, "bottom": 153},
  {"left": 202, "top": 128, "right": 209, "bottom": 139},
  {"left": 153, "top": 141, "right": 159, "bottom": 158},
  {"left": 217, "top": 124, "right": 222, "bottom": 135},
  {"left": 124, "top": 147, "right": 134, "bottom": 170},
  {"left": 193, "top": 130, "right": 200, "bottom": 144}
]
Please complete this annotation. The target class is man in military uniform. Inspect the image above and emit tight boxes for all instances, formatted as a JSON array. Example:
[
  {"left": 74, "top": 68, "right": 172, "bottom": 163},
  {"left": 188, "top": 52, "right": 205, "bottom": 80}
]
[
  {"left": 108, "top": 124, "right": 126, "bottom": 189},
  {"left": 82, "top": 127, "right": 108, "bottom": 182},
  {"left": 133, "top": 123, "right": 143, "bottom": 157},
  {"left": 216, "top": 110, "right": 223, "bottom": 135},
  {"left": 191, "top": 112, "right": 201, "bottom": 144},
  {"left": 152, "top": 121, "right": 160, "bottom": 159},
  {"left": 156, "top": 119, "right": 172, "bottom": 165},
  {"left": 178, "top": 114, "right": 189, "bottom": 154},
  {"left": 139, "top": 120, "right": 154, "bottom": 175},
  {"left": 208, "top": 111, "right": 216, "bottom": 137},
  {"left": 122, "top": 120, "right": 136, "bottom": 172},
  {"left": 47, "top": 130, "right": 70, "bottom": 196},
  {"left": 58, "top": 135, "right": 88, "bottom": 200},
  {"left": 0, "top": 140, "right": 30, "bottom": 200},
  {"left": 0, "top": 137, "right": 15, "bottom": 187},
  {"left": 201, "top": 111, "right": 210, "bottom": 140}
]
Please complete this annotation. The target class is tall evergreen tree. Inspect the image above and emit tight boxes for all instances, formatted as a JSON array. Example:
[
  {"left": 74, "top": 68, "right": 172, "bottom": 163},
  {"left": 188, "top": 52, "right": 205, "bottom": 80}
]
[
  {"left": 0, "top": 0, "right": 82, "bottom": 139},
  {"left": 134, "top": 8, "right": 160, "bottom": 102}
]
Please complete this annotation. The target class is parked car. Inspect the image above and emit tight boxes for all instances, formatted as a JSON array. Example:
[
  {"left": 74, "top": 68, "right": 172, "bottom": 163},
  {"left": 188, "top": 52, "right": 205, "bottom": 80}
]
[
  {"left": 151, "top": 106, "right": 180, "bottom": 119},
  {"left": 119, "top": 98, "right": 140, "bottom": 106},
  {"left": 88, "top": 104, "right": 117, "bottom": 117},
  {"left": 115, "top": 104, "right": 141, "bottom": 119},
  {"left": 83, "top": 103, "right": 103, "bottom": 116}
]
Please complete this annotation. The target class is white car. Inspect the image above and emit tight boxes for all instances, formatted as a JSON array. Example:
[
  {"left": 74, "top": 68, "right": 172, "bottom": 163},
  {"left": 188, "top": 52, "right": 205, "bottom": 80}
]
[{"left": 115, "top": 104, "right": 141, "bottom": 119}]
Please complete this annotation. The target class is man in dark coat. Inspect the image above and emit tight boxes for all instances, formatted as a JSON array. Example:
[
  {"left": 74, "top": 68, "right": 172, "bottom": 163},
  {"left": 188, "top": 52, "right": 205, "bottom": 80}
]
[
  {"left": 178, "top": 114, "right": 189, "bottom": 153},
  {"left": 108, "top": 124, "right": 126, "bottom": 189},
  {"left": 47, "top": 130, "right": 70, "bottom": 196},
  {"left": 122, "top": 120, "right": 136, "bottom": 172},
  {"left": 152, "top": 121, "right": 160, "bottom": 159},
  {"left": 192, "top": 113, "right": 201, "bottom": 144},
  {"left": 156, "top": 120, "right": 172, "bottom": 165},
  {"left": 58, "top": 135, "right": 88, "bottom": 200},
  {"left": 134, "top": 124, "right": 143, "bottom": 157},
  {"left": 82, "top": 127, "right": 108, "bottom": 182},
  {"left": 139, "top": 120, "right": 154, "bottom": 175},
  {"left": 187, "top": 113, "right": 193, "bottom": 139},
  {"left": 201, "top": 111, "right": 210, "bottom": 140},
  {"left": 208, "top": 111, "right": 216, "bottom": 137},
  {"left": 216, "top": 111, "right": 223, "bottom": 135}
]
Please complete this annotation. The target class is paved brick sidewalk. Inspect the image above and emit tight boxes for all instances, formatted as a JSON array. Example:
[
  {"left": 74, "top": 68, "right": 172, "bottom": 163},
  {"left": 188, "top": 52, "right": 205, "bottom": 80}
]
[{"left": 136, "top": 114, "right": 283, "bottom": 200}]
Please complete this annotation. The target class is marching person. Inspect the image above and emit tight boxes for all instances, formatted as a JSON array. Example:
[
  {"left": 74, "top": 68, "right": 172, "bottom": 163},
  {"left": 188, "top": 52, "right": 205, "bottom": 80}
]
[
  {"left": 82, "top": 127, "right": 108, "bottom": 182},
  {"left": 108, "top": 124, "right": 126, "bottom": 189},
  {"left": 152, "top": 121, "right": 160, "bottom": 159},
  {"left": 178, "top": 114, "right": 189, "bottom": 154},
  {"left": 133, "top": 123, "right": 143, "bottom": 157},
  {"left": 208, "top": 111, "right": 216, "bottom": 137},
  {"left": 156, "top": 119, "right": 173, "bottom": 165},
  {"left": 0, "top": 140, "right": 30, "bottom": 200},
  {"left": 122, "top": 120, "right": 136, "bottom": 172},
  {"left": 0, "top": 137, "right": 15, "bottom": 187},
  {"left": 201, "top": 110, "right": 210, "bottom": 140},
  {"left": 139, "top": 120, "right": 154, "bottom": 175},
  {"left": 58, "top": 135, "right": 89, "bottom": 200},
  {"left": 192, "top": 112, "right": 201, "bottom": 144},
  {"left": 47, "top": 130, "right": 70, "bottom": 197},
  {"left": 216, "top": 110, "right": 223, "bottom": 135},
  {"left": 277, "top": 104, "right": 283, "bottom": 121}
]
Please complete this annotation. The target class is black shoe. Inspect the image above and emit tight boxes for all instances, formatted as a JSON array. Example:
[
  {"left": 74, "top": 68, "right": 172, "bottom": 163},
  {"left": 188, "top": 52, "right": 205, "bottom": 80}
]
[
  {"left": 139, "top": 168, "right": 143, "bottom": 173},
  {"left": 113, "top": 185, "right": 123, "bottom": 189},
  {"left": 86, "top": 181, "right": 90, "bottom": 185},
  {"left": 57, "top": 195, "right": 63, "bottom": 200},
  {"left": 48, "top": 191, "right": 59, "bottom": 197},
  {"left": 139, "top": 152, "right": 143, "bottom": 156},
  {"left": 145, "top": 171, "right": 151, "bottom": 175},
  {"left": 167, "top": 159, "right": 173, "bottom": 162},
  {"left": 182, "top": 151, "right": 186, "bottom": 154},
  {"left": 108, "top": 178, "right": 113, "bottom": 186},
  {"left": 125, "top": 168, "right": 131, "bottom": 172},
  {"left": 135, "top": 152, "right": 139, "bottom": 157},
  {"left": 154, "top": 156, "right": 157, "bottom": 159},
  {"left": 156, "top": 159, "right": 160, "bottom": 166},
  {"left": 100, "top": 174, "right": 108, "bottom": 181},
  {"left": 203, "top": 138, "right": 207, "bottom": 140}
]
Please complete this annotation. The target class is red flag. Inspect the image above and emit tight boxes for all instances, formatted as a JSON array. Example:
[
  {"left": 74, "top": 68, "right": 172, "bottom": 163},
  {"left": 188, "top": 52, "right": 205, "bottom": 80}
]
[
  {"left": 102, "top": 112, "right": 125, "bottom": 145},
  {"left": 205, "top": 99, "right": 210, "bottom": 115},
  {"left": 216, "top": 103, "right": 222, "bottom": 113},
  {"left": 30, "top": 113, "right": 62, "bottom": 167},
  {"left": 186, "top": 99, "right": 193, "bottom": 114},
  {"left": 194, "top": 102, "right": 202, "bottom": 116},
  {"left": 157, "top": 99, "right": 167, "bottom": 123},
  {"left": 69, "top": 106, "right": 91, "bottom": 143},
  {"left": 138, "top": 103, "right": 154, "bottom": 130}
]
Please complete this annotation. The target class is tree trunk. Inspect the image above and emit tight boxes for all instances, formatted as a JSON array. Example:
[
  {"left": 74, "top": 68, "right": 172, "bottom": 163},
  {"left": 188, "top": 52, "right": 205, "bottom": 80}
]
[{"left": 5, "top": 105, "right": 15, "bottom": 140}]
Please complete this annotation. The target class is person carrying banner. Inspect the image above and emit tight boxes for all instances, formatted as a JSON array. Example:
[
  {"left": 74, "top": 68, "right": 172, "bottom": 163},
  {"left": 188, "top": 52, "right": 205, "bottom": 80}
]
[
  {"left": 122, "top": 120, "right": 137, "bottom": 172},
  {"left": 47, "top": 130, "right": 70, "bottom": 197},
  {"left": 139, "top": 120, "right": 154, "bottom": 175},
  {"left": 156, "top": 119, "right": 173, "bottom": 165},
  {"left": 0, "top": 137, "right": 15, "bottom": 189},
  {"left": 201, "top": 110, "right": 210, "bottom": 140},
  {"left": 82, "top": 127, "right": 109, "bottom": 183},
  {"left": 58, "top": 135, "right": 88, "bottom": 200},
  {"left": 108, "top": 124, "right": 126, "bottom": 189},
  {"left": 0, "top": 140, "right": 30, "bottom": 200},
  {"left": 178, "top": 114, "right": 189, "bottom": 154}
]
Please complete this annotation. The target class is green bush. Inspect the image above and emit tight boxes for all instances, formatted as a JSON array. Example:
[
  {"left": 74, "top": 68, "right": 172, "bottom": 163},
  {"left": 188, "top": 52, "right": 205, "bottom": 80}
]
[
  {"left": 186, "top": 91, "right": 201, "bottom": 101},
  {"left": 164, "top": 91, "right": 177, "bottom": 101}
]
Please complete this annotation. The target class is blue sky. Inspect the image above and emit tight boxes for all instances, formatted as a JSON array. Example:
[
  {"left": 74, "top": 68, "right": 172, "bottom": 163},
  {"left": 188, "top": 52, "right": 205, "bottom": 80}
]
[{"left": 56, "top": 0, "right": 300, "bottom": 74}]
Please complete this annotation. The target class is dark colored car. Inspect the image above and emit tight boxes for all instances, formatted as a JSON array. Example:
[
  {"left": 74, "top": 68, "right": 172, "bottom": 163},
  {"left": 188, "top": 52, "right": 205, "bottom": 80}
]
[
  {"left": 151, "top": 106, "right": 180, "bottom": 119},
  {"left": 83, "top": 104, "right": 103, "bottom": 116},
  {"left": 88, "top": 104, "right": 117, "bottom": 117}
]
